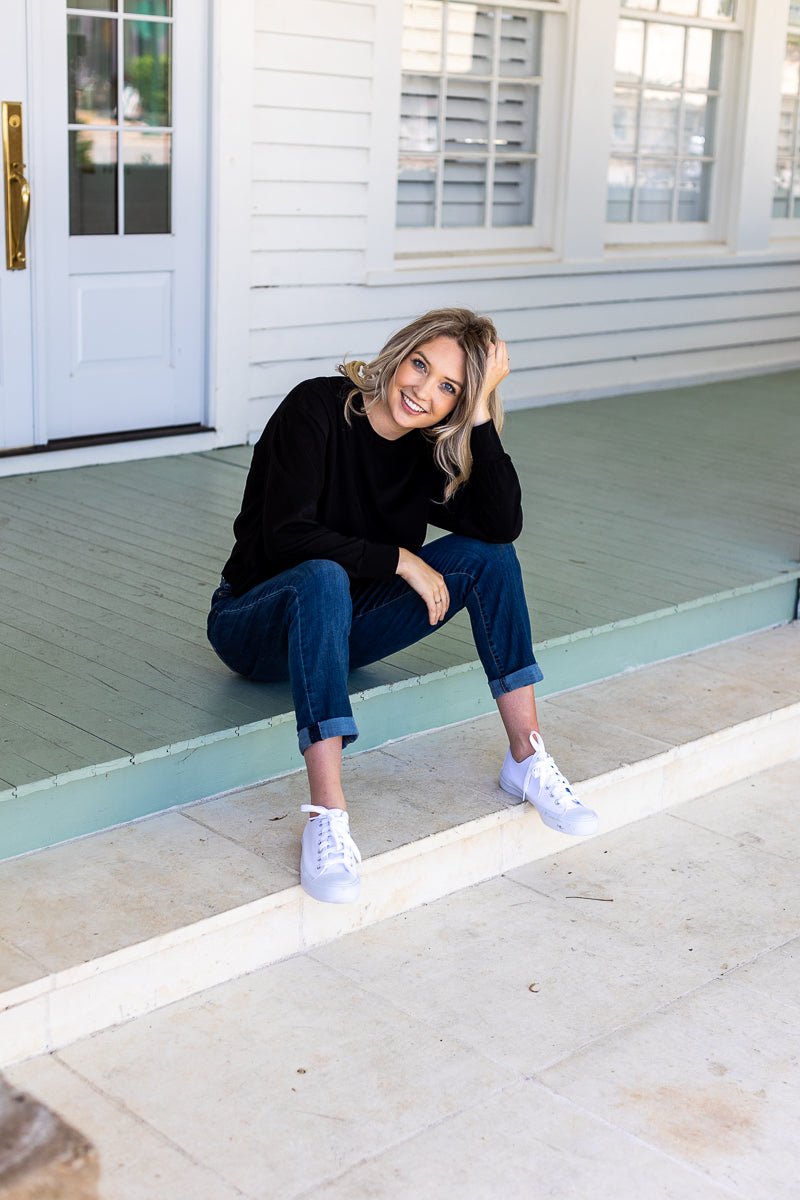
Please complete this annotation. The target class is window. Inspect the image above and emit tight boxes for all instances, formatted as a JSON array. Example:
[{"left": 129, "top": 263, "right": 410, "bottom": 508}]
[
  {"left": 396, "top": 0, "right": 564, "bottom": 255},
  {"left": 773, "top": 11, "right": 800, "bottom": 220},
  {"left": 607, "top": 0, "right": 738, "bottom": 231}
]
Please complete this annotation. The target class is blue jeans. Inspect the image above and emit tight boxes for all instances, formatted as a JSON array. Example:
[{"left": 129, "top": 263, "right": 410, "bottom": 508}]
[{"left": 207, "top": 534, "right": 543, "bottom": 753}]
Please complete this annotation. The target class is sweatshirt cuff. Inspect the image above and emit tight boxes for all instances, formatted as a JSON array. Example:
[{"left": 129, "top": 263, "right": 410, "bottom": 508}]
[
  {"left": 359, "top": 542, "right": 400, "bottom": 580},
  {"left": 469, "top": 419, "right": 506, "bottom": 460}
]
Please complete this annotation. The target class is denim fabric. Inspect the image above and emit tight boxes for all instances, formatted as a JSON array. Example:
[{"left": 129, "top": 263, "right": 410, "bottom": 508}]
[{"left": 207, "top": 535, "right": 543, "bottom": 753}]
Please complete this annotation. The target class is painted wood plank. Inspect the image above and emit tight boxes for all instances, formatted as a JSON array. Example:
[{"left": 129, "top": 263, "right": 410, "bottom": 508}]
[
  {"left": 255, "top": 0, "right": 375, "bottom": 40},
  {"left": 251, "top": 215, "right": 368, "bottom": 253},
  {"left": 252, "top": 181, "right": 369, "bottom": 218},
  {"left": 254, "top": 32, "right": 373, "bottom": 76},
  {"left": 252, "top": 109, "right": 371, "bottom": 148},
  {"left": 254, "top": 70, "right": 371, "bottom": 112}
]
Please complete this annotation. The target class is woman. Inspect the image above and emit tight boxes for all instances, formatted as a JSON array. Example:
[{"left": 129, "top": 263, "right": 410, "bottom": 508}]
[{"left": 208, "top": 309, "right": 597, "bottom": 904}]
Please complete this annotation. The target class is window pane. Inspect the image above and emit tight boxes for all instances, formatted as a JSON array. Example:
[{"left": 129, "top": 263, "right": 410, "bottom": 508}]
[
  {"left": 68, "top": 16, "right": 117, "bottom": 125},
  {"left": 69, "top": 129, "right": 118, "bottom": 234},
  {"left": 783, "top": 40, "right": 800, "bottom": 97},
  {"left": 607, "top": 157, "right": 636, "bottom": 221},
  {"left": 776, "top": 98, "right": 795, "bottom": 157},
  {"left": 397, "top": 158, "right": 436, "bottom": 226},
  {"left": 124, "top": 19, "right": 171, "bottom": 126},
  {"left": 698, "top": 0, "right": 735, "bottom": 18},
  {"left": 447, "top": 4, "right": 493, "bottom": 75},
  {"left": 773, "top": 162, "right": 791, "bottom": 218},
  {"left": 442, "top": 157, "right": 486, "bottom": 225},
  {"left": 616, "top": 19, "right": 644, "bottom": 83},
  {"left": 640, "top": 89, "right": 680, "bottom": 154},
  {"left": 659, "top": 0, "right": 698, "bottom": 15},
  {"left": 682, "top": 92, "right": 715, "bottom": 155},
  {"left": 621, "top": 0, "right": 657, "bottom": 11},
  {"left": 499, "top": 10, "right": 542, "bottom": 78},
  {"left": 124, "top": 129, "right": 170, "bottom": 232},
  {"left": 496, "top": 84, "right": 537, "bottom": 154},
  {"left": 402, "top": 0, "right": 443, "bottom": 72},
  {"left": 400, "top": 76, "right": 440, "bottom": 152},
  {"left": 644, "top": 24, "right": 685, "bottom": 88},
  {"left": 69, "top": 0, "right": 116, "bottom": 9},
  {"left": 683, "top": 28, "right": 713, "bottom": 90},
  {"left": 677, "top": 158, "right": 710, "bottom": 220},
  {"left": 611, "top": 89, "right": 639, "bottom": 153},
  {"left": 444, "top": 80, "right": 490, "bottom": 152},
  {"left": 124, "top": 1, "right": 172, "bottom": 14},
  {"left": 637, "top": 158, "right": 675, "bottom": 220},
  {"left": 493, "top": 159, "right": 534, "bottom": 225}
]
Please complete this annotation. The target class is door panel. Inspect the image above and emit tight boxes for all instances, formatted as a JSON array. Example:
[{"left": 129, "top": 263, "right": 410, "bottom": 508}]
[{"left": 0, "top": 5, "right": 35, "bottom": 451}]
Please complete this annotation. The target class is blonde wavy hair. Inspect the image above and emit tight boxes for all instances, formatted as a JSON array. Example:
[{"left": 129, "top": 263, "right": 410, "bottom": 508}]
[{"left": 337, "top": 308, "right": 503, "bottom": 502}]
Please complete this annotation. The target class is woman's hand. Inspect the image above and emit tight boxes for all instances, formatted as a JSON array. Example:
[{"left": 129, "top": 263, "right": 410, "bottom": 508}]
[
  {"left": 473, "top": 340, "right": 510, "bottom": 426},
  {"left": 396, "top": 548, "right": 450, "bottom": 626}
]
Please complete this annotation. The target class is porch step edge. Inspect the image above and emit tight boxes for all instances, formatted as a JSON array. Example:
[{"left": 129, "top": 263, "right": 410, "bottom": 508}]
[{"left": 2, "top": 698, "right": 798, "bottom": 1069}]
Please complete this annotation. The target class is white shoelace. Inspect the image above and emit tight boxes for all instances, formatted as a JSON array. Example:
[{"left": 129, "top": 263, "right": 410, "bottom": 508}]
[
  {"left": 522, "top": 735, "right": 578, "bottom": 812},
  {"left": 302, "top": 805, "right": 362, "bottom": 873}
]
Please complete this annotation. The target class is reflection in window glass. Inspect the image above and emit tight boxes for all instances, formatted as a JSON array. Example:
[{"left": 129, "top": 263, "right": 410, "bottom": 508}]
[
  {"left": 68, "top": 16, "right": 117, "bottom": 124},
  {"left": 397, "top": 1, "right": 543, "bottom": 230},
  {"left": 124, "top": 20, "right": 171, "bottom": 126},
  {"left": 607, "top": 9, "right": 725, "bottom": 223},
  {"left": 70, "top": 0, "right": 116, "bottom": 9},
  {"left": 124, "top": 130, "right": 171, "bottom": 233},
  {"left": 774, "top": 36, "right": 800, "bottom": 218},
  {"left": 397, "top": 159, "right": 437, "bottom": 226},
  {"left": 442, "top": 157, "right": 486, "bottom": 225},
  {"left": 69, "top": 129, "right": 118, "bottom": 234},
  {"left": 124, "top": 1, "right": 172, "bottom": 14}
]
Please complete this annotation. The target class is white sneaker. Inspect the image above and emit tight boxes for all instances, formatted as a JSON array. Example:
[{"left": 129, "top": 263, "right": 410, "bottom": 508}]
[
  {"left": 300, "top": 805, "right": 362, "bottom": 903},
  {"left": 499, "top": 732, "right": 598, "bottom": 836}
]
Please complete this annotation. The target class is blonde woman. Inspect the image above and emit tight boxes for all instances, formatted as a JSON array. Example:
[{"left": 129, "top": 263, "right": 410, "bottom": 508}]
[{"left": 208, "top": 309, "right": 597, "bottom": 904}]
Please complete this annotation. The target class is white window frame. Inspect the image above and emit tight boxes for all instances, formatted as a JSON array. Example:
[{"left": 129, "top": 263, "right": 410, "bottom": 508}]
[
  {"left": 393, "top": 0, "right": 569, "bottom": 262},
  {"left": 604, "top": 3, "right": 745, "bottom": 246}
]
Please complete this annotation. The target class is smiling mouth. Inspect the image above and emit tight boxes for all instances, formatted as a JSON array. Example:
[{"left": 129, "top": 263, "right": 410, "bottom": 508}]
[{"left": 401, "top": 391, "right": 426, "bottom": 416}]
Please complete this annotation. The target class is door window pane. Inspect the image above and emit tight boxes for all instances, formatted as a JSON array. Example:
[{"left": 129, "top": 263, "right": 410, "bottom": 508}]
[
  {"left": 400, "top": 76, "right": 440, "bottom": 153},
  {"left": 69, "top": 130, "right": 118, "bottom": 234},
  {"left": 125, "top": 1, "right": 172, "bottom": 14},
  {"left": 124, "top": 20, "right": 171, "bottom": 126},
  {"left": 444, "top": 80, "right": 490, "bottom": 151},
  {"left": 496, "top": 84, "right": 537, "bottom": 154},
  {"left": 612, "top": 89, "right": 639, "bottom": 153},
  {"left": 68, "top": 16, "right": 117, "bottom": 124},
  {"left": 499, "top": 11, "right": 541, "bottom": 77},
  {"left": 616, "top": 19, "right": 644, "bottom": 82},
  {"left": 678, "top": 158, "right": 710, "bottom": 219},
  {"left": 402, "top": 0, "right": 443, "bottom": 72},
  {"left": 70, "top": 0, "right": 116, "bottom": 9},
  {"left": 124, "top": 130, "right": 170, "bottom": 233}
]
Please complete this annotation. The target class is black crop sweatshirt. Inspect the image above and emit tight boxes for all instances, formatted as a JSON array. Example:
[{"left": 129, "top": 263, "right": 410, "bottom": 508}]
[{"left": 221, "top": 376, "right": 523, "bottom": 597}]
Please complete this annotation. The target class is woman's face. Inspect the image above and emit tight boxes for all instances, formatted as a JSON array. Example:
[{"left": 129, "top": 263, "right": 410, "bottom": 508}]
[{"left": 378, "top": 335, "right": 466, "bottom": 439}]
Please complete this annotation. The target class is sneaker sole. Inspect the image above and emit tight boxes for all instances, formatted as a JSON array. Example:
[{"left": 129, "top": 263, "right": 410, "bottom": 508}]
[
  {"left": 300, "top": 871, "right": 361, "bottom": 904},
  {"left": 499, "top": 775, "right": 598, "bottom": 837}
]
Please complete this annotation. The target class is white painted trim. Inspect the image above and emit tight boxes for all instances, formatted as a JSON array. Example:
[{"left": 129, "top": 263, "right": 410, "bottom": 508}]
[
  {"left": 208, "top": 0, "right": 254, "bottom": 446},
  {"left": 0, "top": 431, "right": 228, "bottom": 478}
]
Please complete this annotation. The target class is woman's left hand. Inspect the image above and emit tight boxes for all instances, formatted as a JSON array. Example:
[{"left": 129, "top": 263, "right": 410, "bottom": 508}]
[{"left": 474, "top": 340, "right": 510, "bottom": 425}]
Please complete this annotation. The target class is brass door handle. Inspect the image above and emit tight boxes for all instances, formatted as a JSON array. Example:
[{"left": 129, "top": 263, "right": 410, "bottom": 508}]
[{"left": 3, "top": 102, "right": 29, "bottom": 270}]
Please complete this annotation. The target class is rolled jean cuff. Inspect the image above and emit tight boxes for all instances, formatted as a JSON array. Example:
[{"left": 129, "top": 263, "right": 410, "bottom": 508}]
[
  {"left": 488, "top": 662, "right": 544, "bottom": 700},
  {"left": 298, "top": 717, "right": 359, "bottom": 754}
]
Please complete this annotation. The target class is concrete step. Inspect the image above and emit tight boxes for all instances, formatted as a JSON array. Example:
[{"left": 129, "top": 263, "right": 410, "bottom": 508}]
[{"left": 1, "top": 624, "right": 798, "bottom": 1068}]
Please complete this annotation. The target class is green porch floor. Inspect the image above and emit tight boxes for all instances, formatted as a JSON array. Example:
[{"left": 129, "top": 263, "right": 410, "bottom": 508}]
[{"left": 1, "top": 370, "right": 798, "bottom": 858}]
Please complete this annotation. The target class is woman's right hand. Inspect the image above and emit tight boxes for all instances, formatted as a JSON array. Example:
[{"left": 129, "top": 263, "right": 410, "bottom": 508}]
[{"left": 396, "top": 548, "right": 450, "bottom": 626}]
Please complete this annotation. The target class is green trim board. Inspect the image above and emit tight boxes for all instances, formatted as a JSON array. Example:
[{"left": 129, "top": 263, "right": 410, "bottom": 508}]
[{"left": 1, "top": 572, "right": 796, "bottom": 861}]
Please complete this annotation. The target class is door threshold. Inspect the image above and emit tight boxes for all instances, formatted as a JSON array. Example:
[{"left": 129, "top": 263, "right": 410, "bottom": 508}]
[{"left": 0, "top": 423, "right": 213, "bottom": 459}]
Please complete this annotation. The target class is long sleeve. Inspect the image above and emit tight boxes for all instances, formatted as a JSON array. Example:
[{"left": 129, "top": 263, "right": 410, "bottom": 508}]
[{"left": 428, "top": 420, "right": 523, "bottom": 543}]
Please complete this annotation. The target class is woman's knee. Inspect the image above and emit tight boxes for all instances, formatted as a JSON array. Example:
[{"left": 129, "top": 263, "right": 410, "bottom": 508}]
[{"left": 291, "top": 559, "right": 352, "bottom": 615}]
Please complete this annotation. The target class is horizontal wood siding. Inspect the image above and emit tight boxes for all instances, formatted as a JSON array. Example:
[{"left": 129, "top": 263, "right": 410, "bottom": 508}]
[{"left": 249, "top": 2, "right": 800, "bottom": 439}]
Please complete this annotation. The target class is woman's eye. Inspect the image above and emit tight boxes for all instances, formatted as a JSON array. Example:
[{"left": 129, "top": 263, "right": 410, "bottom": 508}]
[
  {"left": 442, "top": 382, "right": 455, "bottom": 394},
  {"left": 413, "top": 358, "right": 425, "bottom": 370}
]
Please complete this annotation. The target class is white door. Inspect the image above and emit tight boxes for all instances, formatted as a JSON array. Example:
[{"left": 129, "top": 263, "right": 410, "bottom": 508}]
[
  {"left": 1, "top": 0, "right": 208, "bottom": 452},
  {"left": 0, "top": 5, "right": 36, "bottom": 451}
]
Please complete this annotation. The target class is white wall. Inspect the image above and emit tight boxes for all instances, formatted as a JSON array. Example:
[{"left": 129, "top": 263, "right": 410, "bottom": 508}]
[{"left": 236, "top": 0, "right": 800, "bottom": 442}]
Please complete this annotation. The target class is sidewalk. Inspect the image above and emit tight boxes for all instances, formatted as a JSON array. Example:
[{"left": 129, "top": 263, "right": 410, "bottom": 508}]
[{"left": 5, "top": 648, "right": 799, "bottom": 1198}]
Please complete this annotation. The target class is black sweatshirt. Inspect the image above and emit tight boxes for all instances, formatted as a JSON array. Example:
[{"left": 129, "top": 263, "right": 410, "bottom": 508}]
[{"left": 221, "top": 376, "right": 523, "bottom": 597}]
